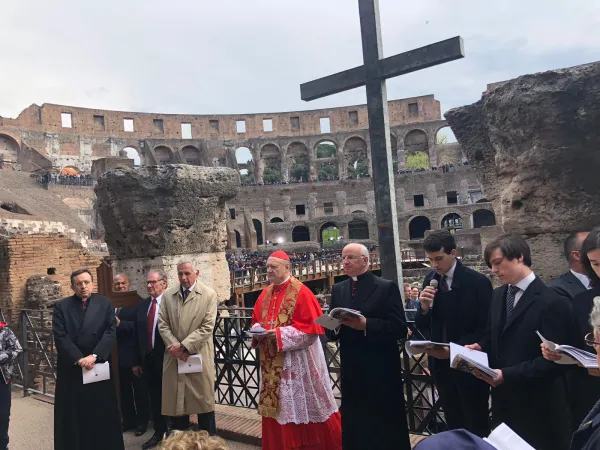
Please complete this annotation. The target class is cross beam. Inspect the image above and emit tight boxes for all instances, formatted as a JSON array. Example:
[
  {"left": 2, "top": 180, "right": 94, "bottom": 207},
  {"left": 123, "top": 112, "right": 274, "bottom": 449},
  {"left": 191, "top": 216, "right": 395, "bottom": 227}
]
[
  {"left": 301, "top": 36, "right": 464, "bottom": 101},
  {"left": 300, "top": 0, "right": 465, "bottom": 284}
]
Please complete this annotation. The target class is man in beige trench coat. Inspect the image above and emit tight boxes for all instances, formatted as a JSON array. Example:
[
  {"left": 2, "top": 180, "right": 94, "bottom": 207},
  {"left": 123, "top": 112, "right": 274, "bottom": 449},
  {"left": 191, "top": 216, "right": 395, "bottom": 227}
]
[{"left": 158, "top": 260, "right": 218, "bottom": 434}]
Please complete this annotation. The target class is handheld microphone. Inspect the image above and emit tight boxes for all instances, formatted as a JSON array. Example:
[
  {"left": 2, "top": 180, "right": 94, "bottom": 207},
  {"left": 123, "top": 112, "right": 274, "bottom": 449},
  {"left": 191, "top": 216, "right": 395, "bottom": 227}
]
[{"left": 429, "top": 279, "right": 438, "bottom": 310}]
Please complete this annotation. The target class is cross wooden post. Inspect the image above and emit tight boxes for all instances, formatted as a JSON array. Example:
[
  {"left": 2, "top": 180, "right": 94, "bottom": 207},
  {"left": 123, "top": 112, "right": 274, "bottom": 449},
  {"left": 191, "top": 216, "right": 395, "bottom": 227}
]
[{"left": 301, "top": 0, "right": 464, "bottom": 284}]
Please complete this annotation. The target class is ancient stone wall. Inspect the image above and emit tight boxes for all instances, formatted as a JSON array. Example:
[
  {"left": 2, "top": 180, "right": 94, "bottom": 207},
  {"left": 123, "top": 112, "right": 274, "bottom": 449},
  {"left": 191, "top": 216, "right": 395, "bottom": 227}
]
[
  {"left": 0, "top": 234, "right": 101, "bottom": 309},
  {"left": 446, "top": 62, "right": 600, "bottom": 280},
  {"left": 0, "top": 96, "right": 457, "bottom": 178}
]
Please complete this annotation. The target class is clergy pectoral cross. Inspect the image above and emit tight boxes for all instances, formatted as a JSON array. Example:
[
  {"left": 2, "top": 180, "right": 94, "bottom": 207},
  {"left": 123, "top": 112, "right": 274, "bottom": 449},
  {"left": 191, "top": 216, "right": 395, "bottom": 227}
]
[{"left": 267, "top": 319, "right": 277, "bottom": 327}]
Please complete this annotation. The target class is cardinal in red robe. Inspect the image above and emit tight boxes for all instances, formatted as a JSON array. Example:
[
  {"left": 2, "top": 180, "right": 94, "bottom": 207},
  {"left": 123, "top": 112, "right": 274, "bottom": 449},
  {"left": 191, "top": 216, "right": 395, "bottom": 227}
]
[{"left": 251, "top": 250, "right": 341, "bottom": 450}]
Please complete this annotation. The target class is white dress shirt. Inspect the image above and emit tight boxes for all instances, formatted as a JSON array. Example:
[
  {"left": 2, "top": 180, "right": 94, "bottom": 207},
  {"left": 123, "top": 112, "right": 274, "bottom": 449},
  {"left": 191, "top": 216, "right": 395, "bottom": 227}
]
[
  {"left": 510, "top": 271, "right": 536, "bottom": 308},
  {"left": 147, "top": 293, "right": 163, "bottom": 350},
  {"left": 571, "top": 269, "right": 591, "bottom": 290},
  {"left": 443, "top": 260, "right": 457, "bottom": 291}
]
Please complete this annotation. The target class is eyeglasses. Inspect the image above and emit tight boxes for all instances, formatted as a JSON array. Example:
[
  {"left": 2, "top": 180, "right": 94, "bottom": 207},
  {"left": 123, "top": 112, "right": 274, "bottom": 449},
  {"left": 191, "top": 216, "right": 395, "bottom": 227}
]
[{"left": 584, "top": 333, "right": 600, "bottom": 348}]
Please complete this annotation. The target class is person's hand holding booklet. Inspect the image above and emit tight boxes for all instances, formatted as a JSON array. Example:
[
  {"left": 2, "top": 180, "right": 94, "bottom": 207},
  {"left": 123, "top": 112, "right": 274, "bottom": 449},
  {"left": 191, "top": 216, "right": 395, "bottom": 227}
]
[
  {"left": 449, "top": 342, "right": 499, "bottom": 380},
  {"left": 314, "top": 308, "right": 363, "bottom": 330}
]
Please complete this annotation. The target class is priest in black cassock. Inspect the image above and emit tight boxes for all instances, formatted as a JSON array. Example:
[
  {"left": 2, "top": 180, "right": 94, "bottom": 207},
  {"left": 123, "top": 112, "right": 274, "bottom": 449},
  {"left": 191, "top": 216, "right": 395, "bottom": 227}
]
[
  {"left": 52, "top": 269, "right": 124, "bottom": 450},
  {"left": 327, "top": 243, "right": 411, "bottom": 450}
]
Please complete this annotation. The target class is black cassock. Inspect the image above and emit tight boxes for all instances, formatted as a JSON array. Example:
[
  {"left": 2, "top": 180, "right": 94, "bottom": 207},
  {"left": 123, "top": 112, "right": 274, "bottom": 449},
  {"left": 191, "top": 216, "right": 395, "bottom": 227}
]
[
  {"left": 327, "top": 271, "right": 411, "bottom": 450},
  {"left": 52, "top": 294, "right": 124, "bottom": 450}
]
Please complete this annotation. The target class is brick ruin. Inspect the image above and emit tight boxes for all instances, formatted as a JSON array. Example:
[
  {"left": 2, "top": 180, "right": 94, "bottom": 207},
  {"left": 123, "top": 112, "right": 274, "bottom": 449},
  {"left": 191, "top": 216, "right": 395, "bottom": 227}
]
[{"left": 0, "top": 233, "right": 101, "bottom": 310}]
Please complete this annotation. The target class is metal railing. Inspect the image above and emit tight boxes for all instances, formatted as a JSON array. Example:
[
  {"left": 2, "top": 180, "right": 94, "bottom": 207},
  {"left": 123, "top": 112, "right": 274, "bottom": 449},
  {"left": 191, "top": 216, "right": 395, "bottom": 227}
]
[{"left": 6, "top": 307, "right": 447, "bottom": 435}]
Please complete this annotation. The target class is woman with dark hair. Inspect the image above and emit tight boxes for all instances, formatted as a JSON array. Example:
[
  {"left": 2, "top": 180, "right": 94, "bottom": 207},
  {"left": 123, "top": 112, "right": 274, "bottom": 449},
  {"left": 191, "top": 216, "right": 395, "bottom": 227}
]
[{"left": 542, "top": 226, "right": 600, "bottom": 432}]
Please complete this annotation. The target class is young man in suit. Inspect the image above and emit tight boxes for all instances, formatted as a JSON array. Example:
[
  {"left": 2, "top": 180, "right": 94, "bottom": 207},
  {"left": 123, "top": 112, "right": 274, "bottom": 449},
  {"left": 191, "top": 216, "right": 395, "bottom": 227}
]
[
  {"left": 467, "top": 234, "right": 573, "bottom": 450},
  {"left": 551, "top": 231, "right": 590, "bottom": 300},
  {"left": 415, "top": 230, "right": 492, "bottom": 437},
  {"left": 327, "top": 243, "right": 411, "bottom": 450},
  {"left": 113, "top": 274, "right": 149, "bottom": 436},
  {"left": 132, "top": 270, "right": 169, "bottom": 450}
]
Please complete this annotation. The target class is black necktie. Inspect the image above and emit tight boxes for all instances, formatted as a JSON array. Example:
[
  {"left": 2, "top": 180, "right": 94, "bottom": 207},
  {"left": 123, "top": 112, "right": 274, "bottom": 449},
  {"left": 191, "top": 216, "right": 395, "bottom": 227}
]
[
  {"left": 439, "top": 275, "right": 449, "bottom": 293},
  {"left": 183, "top": 289, "right": 190, "bottom": 301},
  {"left": 506, "top": 285, "right": 520, "bottom": 320}
]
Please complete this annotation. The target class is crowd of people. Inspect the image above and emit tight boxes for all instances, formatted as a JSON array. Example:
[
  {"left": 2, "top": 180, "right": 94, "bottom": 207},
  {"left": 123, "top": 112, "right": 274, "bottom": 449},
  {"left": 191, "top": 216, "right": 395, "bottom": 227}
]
[
  {"left": 4, "top": 229, "right": 600, "bottom": 449},
  {"left": 35, "top": 172, "right": 94, "bottom": 187},
  {"left": 226, "top": 248, "right": 354, "bottom": 271}
]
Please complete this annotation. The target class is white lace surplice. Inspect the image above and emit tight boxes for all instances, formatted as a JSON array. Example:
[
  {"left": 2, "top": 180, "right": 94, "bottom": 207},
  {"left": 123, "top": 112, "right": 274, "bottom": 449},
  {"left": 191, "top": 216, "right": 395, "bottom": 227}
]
[{"left": 273, "top": 326, "right": 339, "bottom": 425}]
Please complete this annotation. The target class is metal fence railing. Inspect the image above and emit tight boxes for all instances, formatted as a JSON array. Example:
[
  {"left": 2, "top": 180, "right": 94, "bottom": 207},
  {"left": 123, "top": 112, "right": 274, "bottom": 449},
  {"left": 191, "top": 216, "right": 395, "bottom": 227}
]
[{"left": 6, "top": 307, "right": 447, "bottom": 435}]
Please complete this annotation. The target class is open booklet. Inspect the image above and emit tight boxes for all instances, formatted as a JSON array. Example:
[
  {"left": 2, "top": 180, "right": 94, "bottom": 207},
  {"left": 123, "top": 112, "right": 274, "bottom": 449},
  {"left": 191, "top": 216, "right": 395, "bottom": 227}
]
[
  {"left": 483, "top": 423, "right": 535, "bottom": 450},
  {"left": 536, "top": 330, "right": 599, "bottom": 368},
  {"left": 314, "top": 308, "right": 363, "bottom": 331},
  {"left": 405, "top": 340, "right": 449, "bottom": 357},
  {"left": 450, "top": 342, "right": 499, "bottom": 379}
]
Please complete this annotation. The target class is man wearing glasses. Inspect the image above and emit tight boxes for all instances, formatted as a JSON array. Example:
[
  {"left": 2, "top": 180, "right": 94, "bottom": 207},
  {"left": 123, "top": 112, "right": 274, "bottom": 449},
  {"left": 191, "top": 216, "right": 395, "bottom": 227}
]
[{"left": 132, "top": 270, "right": 169, "bottom": 449}]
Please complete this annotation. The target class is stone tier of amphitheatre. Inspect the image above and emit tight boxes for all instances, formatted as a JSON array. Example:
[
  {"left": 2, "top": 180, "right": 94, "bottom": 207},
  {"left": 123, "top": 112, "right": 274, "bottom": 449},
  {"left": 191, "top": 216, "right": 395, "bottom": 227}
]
[{"left": 0, "top": 93, "right": 499, "bottom": 259}]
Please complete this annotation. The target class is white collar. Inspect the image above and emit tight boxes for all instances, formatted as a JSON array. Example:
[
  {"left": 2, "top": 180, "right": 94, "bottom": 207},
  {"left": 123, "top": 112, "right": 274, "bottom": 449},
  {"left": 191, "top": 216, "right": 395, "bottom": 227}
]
[
  {"left": 570, "top": 269, "right": 591, "bottom": 289},
  {"left": 351, "top": 276, "right": 358, "bottom": 281},
  {"left": 153, "top": 293, "right": 163, "bottom": 303},
  {"left": 275, "top": 276, "right": 291, "bottom": 286},
  {"left": 182, "top": 281, "right": 196, "bottom": 293},
  {"left": 512, "top": 271, "right": 536, "bottom": 292},
  {"left": 445, "top": 260, "right": 457, "bottom": 279}
]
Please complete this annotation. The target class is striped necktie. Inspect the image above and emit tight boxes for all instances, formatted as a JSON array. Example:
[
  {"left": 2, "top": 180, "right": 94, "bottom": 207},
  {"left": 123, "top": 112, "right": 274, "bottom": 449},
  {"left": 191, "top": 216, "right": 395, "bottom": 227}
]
[{"left": 506, "top": 285, "right": 520, "bottom": 319}]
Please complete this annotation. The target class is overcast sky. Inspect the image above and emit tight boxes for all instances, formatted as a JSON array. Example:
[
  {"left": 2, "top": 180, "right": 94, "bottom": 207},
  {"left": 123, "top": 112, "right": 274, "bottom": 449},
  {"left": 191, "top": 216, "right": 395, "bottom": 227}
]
[{"left": 1, "top": 0, "right": 599, "bottom": 120}]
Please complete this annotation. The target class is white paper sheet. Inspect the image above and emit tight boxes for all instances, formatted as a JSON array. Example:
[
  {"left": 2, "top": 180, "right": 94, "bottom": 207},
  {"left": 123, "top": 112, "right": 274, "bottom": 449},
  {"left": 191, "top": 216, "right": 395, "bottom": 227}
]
[
  {"left": 177, "top": 354, "right": 203, "bottom": 374},
  {"left": 484, "top": 423, "right": 535, "bottom": 450},
  {"left": 405, "top": 340, "right": 449, "bottom": 357},
  {"left": 82, "top": 362, "right": 110, "bottom": 385}
]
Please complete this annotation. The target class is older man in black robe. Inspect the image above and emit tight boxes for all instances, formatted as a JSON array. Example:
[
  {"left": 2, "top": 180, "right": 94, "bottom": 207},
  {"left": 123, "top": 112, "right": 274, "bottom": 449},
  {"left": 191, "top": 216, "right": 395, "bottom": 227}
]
[
  {"left": 52, "top": 269, "right": 124, "bottom": 450},
  {"left": 327, "top": 243, "right": 411, "bottom": 450}
]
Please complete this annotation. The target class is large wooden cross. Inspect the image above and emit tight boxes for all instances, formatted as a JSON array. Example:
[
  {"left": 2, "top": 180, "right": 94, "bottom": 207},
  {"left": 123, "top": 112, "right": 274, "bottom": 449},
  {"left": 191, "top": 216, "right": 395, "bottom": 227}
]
[{"left": 301, "top": 0, "right": 464, "bottom": 284}]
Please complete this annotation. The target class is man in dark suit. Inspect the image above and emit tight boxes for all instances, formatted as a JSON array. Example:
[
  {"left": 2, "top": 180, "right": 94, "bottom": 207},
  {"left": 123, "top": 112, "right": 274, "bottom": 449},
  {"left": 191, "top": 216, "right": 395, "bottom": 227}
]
[
  {"left": 132, "top": 270, "right": 168, "bottom": 450},
  {"left": 467, "top": 234, "right": 573, "bottom": 450},
  {"left": 326, "top": 243, "right": 411, "bottom": 450},
  {"left": 114, "top": 274, "right": 149, "bottom": 436},
  {"left": 53, "top": 269, "right": 124, "bottom": 450},
  {"left": 415, "top": 230, "right": 492, "bottom": 437},
  {"left": 551, "top": 231, "right": 590, "bottom": 300}
]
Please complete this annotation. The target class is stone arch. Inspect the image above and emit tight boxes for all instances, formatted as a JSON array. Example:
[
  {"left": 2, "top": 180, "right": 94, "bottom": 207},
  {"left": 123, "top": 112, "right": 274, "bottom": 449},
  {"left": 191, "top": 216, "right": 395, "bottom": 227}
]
[
  {"left": 287, "top": 141, "right": 310, "bottom": 182},
  {"left": 252, "top": 218, "right": 263, "bottom": 245},
  {"left": 408, "top": 215, "right": 431, "bottom": 240},
  {"left": 182, "top": 145, "right": 201, "bottom": 166},
  {"left": 270, "top": 217, "right": 284, "bottom": 223},
  {"left": 236, "top": 146, "right": 254, "bottom": 184},
  {"left": 0, "top": 133, "right": 20, "bottom": 165},
  {"left": 292, "top": 226, "right": 310, "bottom": 242},
  {"left": 60, "top": 166, "right": 81, "bottom": 175},
  {"left": 154, "top": 145, "right": 174, "bottom": 165},
  {"left": 390, "top": 133, "right": 398, "bottom": 171},
  {"left": 234, "top": 230, "right": 242, "bottom": 248},
  {"left": 440, "top": 212, "right": 463, "bottom": 231},
  {"left": 348, "top": 218, "right": 369, "bottom": 240},
  {"left": 473, "top": 209, "right": 496, "bottom": 228},
  {"left": 404, "top": 129, "right": 430, "bottom": 169},
  {"left": 315, "top": 139, "right": 338, "bottom": 158},
  {"left": 435, "top": 125, "right": 457, "bottom": 144},
  {"left": 260, "top": 143, "right": 282, "bottom": 184},
  {"left": 343, "top": 136, "right": 369, "bottom": 179},
  {"left": 121, "top": 146, "right": 141, "bottom": 166},
  {"left": 319, "top": 221, "right": 340, "bottom": 244}
]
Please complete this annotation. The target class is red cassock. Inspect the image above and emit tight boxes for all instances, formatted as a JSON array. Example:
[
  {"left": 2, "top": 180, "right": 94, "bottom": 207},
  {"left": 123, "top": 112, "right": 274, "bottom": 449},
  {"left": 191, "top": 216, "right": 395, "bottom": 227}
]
[{"left": 252, "top": 278, "right": 342, "bottom": 450}]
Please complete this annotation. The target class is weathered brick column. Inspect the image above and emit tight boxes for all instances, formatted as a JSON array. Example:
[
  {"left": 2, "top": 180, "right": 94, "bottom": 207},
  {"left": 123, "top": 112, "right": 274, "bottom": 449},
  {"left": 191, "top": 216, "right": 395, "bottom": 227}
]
[{"left": 95, "top": 165, "right": 239, "bottom": 301}]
